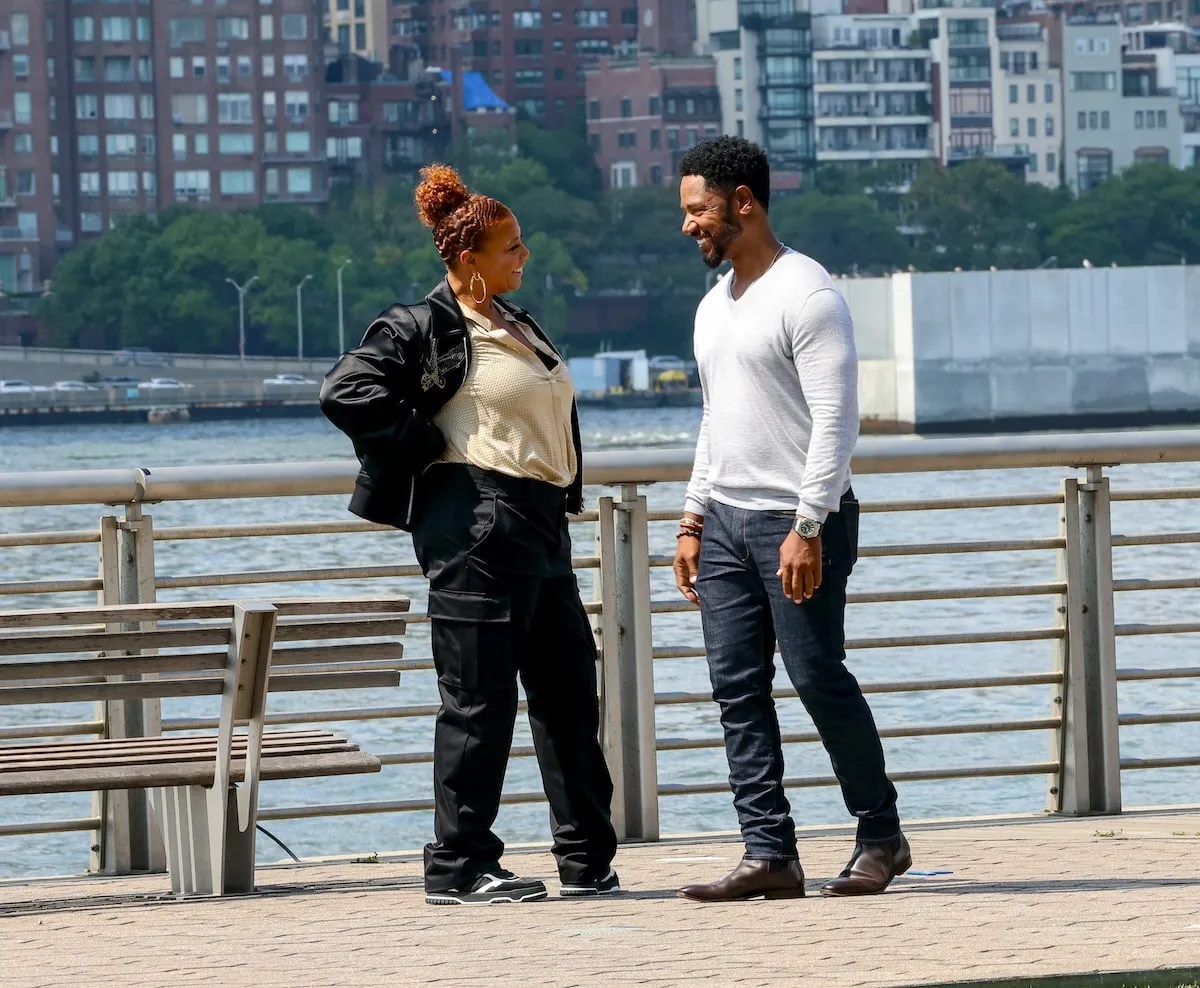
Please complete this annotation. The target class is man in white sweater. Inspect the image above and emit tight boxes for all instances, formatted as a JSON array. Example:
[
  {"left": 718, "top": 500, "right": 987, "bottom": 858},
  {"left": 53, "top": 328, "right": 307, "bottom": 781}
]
[{"left": 673, "top": 137, "right": 909, "bottom": 902}]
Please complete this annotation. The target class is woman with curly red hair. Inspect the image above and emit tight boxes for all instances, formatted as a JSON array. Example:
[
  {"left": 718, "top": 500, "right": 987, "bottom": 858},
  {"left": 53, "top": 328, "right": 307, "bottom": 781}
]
[{"left": 321, "top": 165, "right": 618, "bottom": 906}]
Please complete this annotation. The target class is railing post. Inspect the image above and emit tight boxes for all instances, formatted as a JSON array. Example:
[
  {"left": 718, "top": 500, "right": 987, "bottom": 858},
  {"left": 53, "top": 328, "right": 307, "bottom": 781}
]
[
  {"left": 92, "top": 505, "right": 166, "bottom": 874},
  {"left": 1055, "top": 469, "right": 1122, "bottom": 815},
  {"left": 596, "top": 485, "right": 659, "bottom": 841}
]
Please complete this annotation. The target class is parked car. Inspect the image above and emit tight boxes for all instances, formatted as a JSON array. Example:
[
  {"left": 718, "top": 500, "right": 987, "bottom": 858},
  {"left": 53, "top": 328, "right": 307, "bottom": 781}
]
[
  {"left": 263, "top": 373, "right": 318, "bottom": 386},
  {"left": 113, "top": 347, "right": 172, "bottom": 367},
  {"left": 53, "top": 380, "right": 97, "bottom": 392},
  {"left": 140, "top": 378, "right": 191, "bottom": 390},
  {"left": 0, "top": 379, "right": 49, "bottom": 393},
  {"left": 101, "top": 375, "right": 142, "bottom": 387}
]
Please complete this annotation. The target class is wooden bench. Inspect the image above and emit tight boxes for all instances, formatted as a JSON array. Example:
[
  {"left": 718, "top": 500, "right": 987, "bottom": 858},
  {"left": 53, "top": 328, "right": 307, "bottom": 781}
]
[{"left": 0, "top": 596, "right": 408, "bottom": 896}]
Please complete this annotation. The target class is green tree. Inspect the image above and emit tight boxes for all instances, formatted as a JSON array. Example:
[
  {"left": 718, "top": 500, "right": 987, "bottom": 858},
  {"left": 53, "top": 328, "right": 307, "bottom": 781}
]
[
  {"left": 773, "top": 191, "right": 911, "bottom": 275},
  {"left": 516, "top": 113, "right": 603, "bottom": 203}
]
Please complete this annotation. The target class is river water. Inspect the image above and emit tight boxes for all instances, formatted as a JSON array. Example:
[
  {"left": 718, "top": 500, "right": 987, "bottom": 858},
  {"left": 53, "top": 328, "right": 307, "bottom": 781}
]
[{"left": 1, "top": 410, "right": 1198, "bottom": 879}]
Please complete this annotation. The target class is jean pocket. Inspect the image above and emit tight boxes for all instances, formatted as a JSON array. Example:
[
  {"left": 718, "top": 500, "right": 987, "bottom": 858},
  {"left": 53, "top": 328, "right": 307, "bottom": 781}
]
[
  {"left": 466, "top": 494, "right": 500, "bottom": 556},
  {"left": 427, "top": 589, "right": 514, "bottom": 691}
]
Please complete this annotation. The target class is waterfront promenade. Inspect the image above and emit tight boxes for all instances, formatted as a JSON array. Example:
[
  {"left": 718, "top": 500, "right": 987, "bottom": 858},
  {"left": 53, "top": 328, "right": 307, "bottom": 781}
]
[{"left": 3, "top": 808, "right": 1198, "bottom": 988}]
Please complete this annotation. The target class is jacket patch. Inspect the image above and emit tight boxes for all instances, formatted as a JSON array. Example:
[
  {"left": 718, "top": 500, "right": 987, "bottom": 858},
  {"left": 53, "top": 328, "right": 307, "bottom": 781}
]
[{"left": 420, "top": 336, "right": 467, "bottom": 392}]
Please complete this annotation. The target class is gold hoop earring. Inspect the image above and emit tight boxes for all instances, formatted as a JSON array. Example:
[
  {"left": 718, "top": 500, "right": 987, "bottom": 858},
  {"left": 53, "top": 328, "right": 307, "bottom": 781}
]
[{"left": 469, "top": 272, "right": 487, "bottom": 305}]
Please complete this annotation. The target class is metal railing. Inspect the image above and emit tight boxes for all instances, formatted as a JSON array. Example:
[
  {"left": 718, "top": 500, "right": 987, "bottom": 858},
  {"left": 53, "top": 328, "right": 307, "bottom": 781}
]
[{"left": 1, "top": 430, "right": 1199, "bottom": 873}]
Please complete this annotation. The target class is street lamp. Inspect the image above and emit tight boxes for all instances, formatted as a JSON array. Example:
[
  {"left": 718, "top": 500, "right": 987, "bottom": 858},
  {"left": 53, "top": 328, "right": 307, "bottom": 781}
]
[
  {"left": 336, "top": 258, "right": 353, "bottom": 354},
  {"left": 225, "top": 275, "right": 259, "bottom": 364},
  {"left": 295, "top": 273, "right": 313, "bottom": 360}
]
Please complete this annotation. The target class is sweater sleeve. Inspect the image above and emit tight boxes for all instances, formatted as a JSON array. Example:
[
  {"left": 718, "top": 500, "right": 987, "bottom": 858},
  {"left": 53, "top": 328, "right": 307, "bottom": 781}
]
[
  {"left": 788, "top": 287, "right": 859, "bottom": 524},
  {"left": 683, "top": 401, "right": 712, "bottom": 517}
]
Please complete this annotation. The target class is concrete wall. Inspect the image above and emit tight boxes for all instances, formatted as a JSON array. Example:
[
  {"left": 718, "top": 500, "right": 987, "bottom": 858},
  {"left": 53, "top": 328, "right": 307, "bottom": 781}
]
[{"left": 839, "top": 264, "right": 1200, "bottom": 429}]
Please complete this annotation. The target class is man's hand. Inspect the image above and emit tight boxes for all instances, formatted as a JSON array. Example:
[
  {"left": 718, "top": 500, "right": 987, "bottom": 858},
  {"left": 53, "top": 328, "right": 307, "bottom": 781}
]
[
  {"left": 778, "top": 531, "right": 821, "bottom": 603},
  {"left": 674, "top": 512, "right": 704, "bottom": 605}
]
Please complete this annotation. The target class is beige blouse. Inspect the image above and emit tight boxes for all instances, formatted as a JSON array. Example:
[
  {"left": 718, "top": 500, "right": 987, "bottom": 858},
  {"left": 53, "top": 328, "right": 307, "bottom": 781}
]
[{"left": 433, "top": 304, "right": 577, "bottom": 488}]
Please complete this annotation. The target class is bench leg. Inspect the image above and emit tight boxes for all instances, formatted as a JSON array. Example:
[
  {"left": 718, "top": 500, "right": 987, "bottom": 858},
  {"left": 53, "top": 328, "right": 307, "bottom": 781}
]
[{"left": 149, "top": 784, "right": 256, "bottom": 896}]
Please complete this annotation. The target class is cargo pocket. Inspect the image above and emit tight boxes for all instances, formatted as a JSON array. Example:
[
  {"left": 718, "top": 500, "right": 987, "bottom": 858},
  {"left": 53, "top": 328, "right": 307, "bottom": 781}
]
[
  {"left": 839, "top": 497, "right": 860, "bottom": 572},
  {"left": 427, "top": 588, "right": 514, "bottom": 691}
]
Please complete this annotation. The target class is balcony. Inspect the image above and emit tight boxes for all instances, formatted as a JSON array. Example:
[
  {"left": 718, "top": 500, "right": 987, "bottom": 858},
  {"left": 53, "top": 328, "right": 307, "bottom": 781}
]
[
  {"left": 759, "top": 104, "right": 813, "bottom": 121},
  {"left": 947, "top": 32, "right": 990, "bottom": 51},
  {"left": 738, "top": 0, "right": 808, "bottom": 27},
  {"left": 56, "top": 228, "right": 74, "bottom": 245},
  {"left": 0, "top": 227, "right": 38, "bottom": 243},
  {"left": 948, "top": 68, "right": 991, "bottom": 85}
]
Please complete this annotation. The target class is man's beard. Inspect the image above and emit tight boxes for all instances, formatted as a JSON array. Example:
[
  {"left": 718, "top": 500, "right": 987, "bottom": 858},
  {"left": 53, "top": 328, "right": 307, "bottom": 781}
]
[{"left": 699, "top": 203, "right": 742, "bottom": 270}]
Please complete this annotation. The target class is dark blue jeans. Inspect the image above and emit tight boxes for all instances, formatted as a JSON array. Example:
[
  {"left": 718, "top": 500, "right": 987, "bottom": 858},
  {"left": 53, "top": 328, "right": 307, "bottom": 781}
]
[{"left": 696, "top": 493, "right": 900, "bottom": 859}]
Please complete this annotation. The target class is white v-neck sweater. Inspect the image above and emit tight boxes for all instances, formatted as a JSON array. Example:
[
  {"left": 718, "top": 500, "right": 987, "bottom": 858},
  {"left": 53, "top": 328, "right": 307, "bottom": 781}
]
[{"left": 683, "top": 248, "right": 859, "bottom": 524}]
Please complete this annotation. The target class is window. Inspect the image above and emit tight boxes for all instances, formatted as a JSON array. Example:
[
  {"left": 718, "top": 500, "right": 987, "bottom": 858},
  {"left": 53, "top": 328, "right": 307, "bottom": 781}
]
[
  {"left": 588, "top": 99, "right": 601, "bottom": 119},
  {"left": 141, "top": 135, "right": 156, "bottom": 156},
  {"left": 667, "top": 127, "right": 679, "bottom": 149},
  {"left": 649, "top": 165, "right": 663, "bottom": 186},
  {"left": 238, "top": 55, "right": 252, "bottom": 78},
  {"left": 13, "top": 54, "right": 29, "bottom": 79},
  {"left": 1070, "top": 72, "right": 1115, "bottom": 92},
  {"left": 650, "top": 129, "right": 661, "bottom": 149},
  {"left": 52, "top": 173, "right": 60, "bottom": 201},
  {"left": 13, "top": 93, "right": 32, "bottom": 125},
  {"left": 14, "top": 134, "right": 33, "bottom": 154},
  {"left": 11, "top": 12, "right": 29, "bottom": 45},
  {"left": 617, "top": 130, "right": 636, "bottom": 148},
  {"left": 139, "top": 56, "right": 153, "bottom": 82},
  {"left": 16, "top": 170, "right": 35, "bottom": 196},
  {"left": 137, "top": 17, "right": 150, "bottom": 42},
  {"left": 329, "top": 100, "right": 358, "bottom": 124},
  {"left": 217, "top": 94, "right": 253, "bottom": 124},
  {"left": 79, "top": 135, "right": 100, "bottom": 156},
  {"left": 73, "top": 17, "right": 94, "bottom": 42},
  {"left": 1028, "top": 154, "right": 1038, "bottom": 173},
  {"left": 284, "top": 54, "right": 308, "bottom": 81},
  {"left": 140, "top": 94, "right": 154, "bottom": 120},
  {"left": 355, "top": 23, "right": 366, "bottom": 49},
  {"left": 1135, "top": 109, "right": 1144, "bottom": 128},
  {"left": 169, "top": 18, "right": 206, "bottom": 46},
  {"left": 260, "top": 14, "right": 274, "bottom": 40},
  {"left": 75, "top": 57, "right": 96, "bottom": 82},
  {"left": 514, "top": 69, "right": 543, "bottom": 86},
  {"left": 216, "top": 17, "right": 251, "bottom": 42},
  {"left": 1027, "top": 84, "right": 1036, "bottom": 103},
  {"left": 735, "top": 89, "right": 743, "bottom": 112},
  {"left": 1076, "top": 149, "right": 1112, "bottom": 191},
  {"left": 733, "top": 56, "right": 742, "bottom": 81},
  {"left": 621, "top": 98, "right": 632, "bottom": 118},
  {"left": 143, "top": 172, "right": 156, "bottom": 195},
  {"left": 49, "top": 97, "right": 56, "bottom": 121},
  {"left": 575, "top": 9, "right": 609, "bottom": 26},
  {"left": 1045, "top": 82, "right": 1054, "bottom": 103},
  {"left": 649, "top": 96, "right": 660, "bottom": 115},
  {"left": 1027, "top": 117, "right": 1037, "bottom": 137},
  {"left": 327, "top": 136, "right": 364, "bottom": 160},
  {"left": 220, "top": 170, "right": 256, "bottom": 195},
  {"left": 1009, "top": 118, "right": 1020, "bottom": 137},
  {"left": 284, "top": 91, "right": 310, "bottom": 122},
  {"left": 515, "top": 38, "right": 543, "bottom": 56},
  {"left": 1009, "top": 84, "right": 1018, "bottom": 103},
  {"left": 193, "top": 56, "right": 207, "bottom": 78},
  {"left": 1159, "top": 109, "right": 1168, "bottom": 127},
  {"left": 219, "top": 132, "right": 255, "bottom": 154},
  {"left": 265, "top": 169, "right": 280, "bottom": 196},
  {"left": 217, "top": 56, "right": 231, "bottom": 82},
  {"left": 553, "top": 38, "right": 565, "bottom": 52},
  {"left": 687, "top": 126, "right": 698, "bottom": 146},
  {"left": 77, "top": 95, "right": 99, "bottom": 120},
  {"left": 80, "top": 172, "right": 101, "bottom": 197},
  {"left": 105, "top": 56, "right": 134, "bottom": 83},
  {"left": 105, "top": 95, "right": 136, "bottom": 120},
  {"left": 1100, "top": 110, "right": 1109, "bottom": 129},
  {"left": 263, "top": 55, "right": 276, "bottom": 76},
  {"left": 1045, "top": 115, "right": 1054, "bottom": 137},
  {"left": 287, "top": 167, "right": 313, "bottom": 194},
  {"left": 171, "top": 94, "right": 209, "bottom": 125},
  {"left": 172, "top": 133, "right": 187, "bottom": 160},
  {"left": 263, "top": 92, "right": 277, "bottom": 121},
  {"left": 108, "top": 171, "right": 139, "bottom": 198},
  {"left": 281, "top": 13, "right": 307, "bottom": 39},
  {"left": 286, "top": 131, "right": 311, "bottom": 152},
  {"left": 513, "top": 10, "right": 543, "bottom": 27},
  {"left": 174, "top": 170, "right": 211, "bottom": 199},
  {"left": 170, "top": 57, "right": 184, "bottom": 78},
  {"left": 194, "top": 134, "right": 209, "bottom": 155},
  {"left": 610, "top": 162, "right": 635, "bottom": 188},
  {"left": 101, "top": 17, "right": 133, "bottom": 42},
  {"left": 1047, "top": 151, "right": 1057, "bottom": 174},
  {"left": 107, "top": 134, "right": 137, "bottom": 156},
  {"left": 81, "top": 212, "right": 104, "bottom": 233}
]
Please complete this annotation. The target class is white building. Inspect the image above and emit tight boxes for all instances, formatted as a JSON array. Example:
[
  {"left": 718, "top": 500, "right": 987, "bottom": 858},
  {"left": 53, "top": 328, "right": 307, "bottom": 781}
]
[{"left": 996, "top": 21, "right": 1063, "bottom": 187}]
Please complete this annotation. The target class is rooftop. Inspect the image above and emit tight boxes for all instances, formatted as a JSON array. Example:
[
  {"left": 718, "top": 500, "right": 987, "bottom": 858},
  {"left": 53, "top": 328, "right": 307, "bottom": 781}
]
[{"left": 4, "top": 809, "right": 1199, "bottom": 986}]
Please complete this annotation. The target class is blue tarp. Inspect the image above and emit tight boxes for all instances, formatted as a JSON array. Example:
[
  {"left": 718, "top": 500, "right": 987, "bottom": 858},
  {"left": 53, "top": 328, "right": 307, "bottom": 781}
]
[{"left": 439, "top": 69, "right": 509, "bottom": 111}]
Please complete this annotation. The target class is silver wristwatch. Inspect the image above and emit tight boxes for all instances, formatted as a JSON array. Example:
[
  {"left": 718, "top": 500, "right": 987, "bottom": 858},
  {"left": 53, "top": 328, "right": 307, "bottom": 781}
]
[{"left": 792, "top": 517, "right": 822, "bottom": 539}]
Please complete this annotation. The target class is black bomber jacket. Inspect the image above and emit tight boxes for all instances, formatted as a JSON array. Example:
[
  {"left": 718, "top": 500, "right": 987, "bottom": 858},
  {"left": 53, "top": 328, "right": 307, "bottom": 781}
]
[{"left": 319, "top": 278, "right": 585, "bottom": 530}]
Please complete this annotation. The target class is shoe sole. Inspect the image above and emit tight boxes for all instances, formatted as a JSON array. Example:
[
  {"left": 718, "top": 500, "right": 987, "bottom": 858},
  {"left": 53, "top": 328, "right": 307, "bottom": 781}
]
[
  {"left": 677, "top": 887, "right": 806, "bottom": 902},
  {"left": 426, "top": 889, "right": 548, "bottom": 906},
  {"left": 559, "top": 884, "right": 622, "bottom": 898},
  {"left": 818, "top": 853, "right": 913, "bottom": 898}
]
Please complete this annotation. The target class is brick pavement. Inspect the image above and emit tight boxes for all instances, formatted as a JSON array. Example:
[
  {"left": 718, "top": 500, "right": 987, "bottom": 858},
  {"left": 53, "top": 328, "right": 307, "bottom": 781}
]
[{"left": 1, "top": 810, "right": 1199, "bottom": 988}]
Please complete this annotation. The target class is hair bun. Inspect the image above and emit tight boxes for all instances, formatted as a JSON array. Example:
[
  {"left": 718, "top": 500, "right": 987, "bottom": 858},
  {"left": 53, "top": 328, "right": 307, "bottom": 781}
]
[{"left": 414, "top": 164, "right": 471, "bottom": 229}]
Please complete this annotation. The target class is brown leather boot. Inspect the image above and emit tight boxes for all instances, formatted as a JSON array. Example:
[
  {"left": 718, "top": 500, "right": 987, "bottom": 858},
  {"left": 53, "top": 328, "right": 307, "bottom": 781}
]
[
  {"left": 678, "top": 857, "right": 806, "bottom": 902},
  {"left": 819, "top": 834, "right": 912, "bottom": 896}
]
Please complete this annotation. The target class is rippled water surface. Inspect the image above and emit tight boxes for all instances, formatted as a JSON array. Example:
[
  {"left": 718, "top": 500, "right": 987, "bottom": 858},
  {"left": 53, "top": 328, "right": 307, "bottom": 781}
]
[{"left": 1, "top": 411, "right": 1198, "bottom": 878}]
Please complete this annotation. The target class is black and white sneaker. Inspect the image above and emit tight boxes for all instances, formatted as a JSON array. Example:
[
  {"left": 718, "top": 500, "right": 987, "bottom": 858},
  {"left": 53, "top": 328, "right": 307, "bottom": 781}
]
[
  {"left": 425, "top": 870, "right": 548, "bottom": 906},
  {"left": 559, "top": 869, "right": 621, "bottom": 898}
]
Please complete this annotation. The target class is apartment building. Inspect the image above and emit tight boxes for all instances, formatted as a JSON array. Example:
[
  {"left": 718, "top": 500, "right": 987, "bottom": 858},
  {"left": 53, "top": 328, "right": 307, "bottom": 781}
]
[
  {"left": 694, "top": 0, "right": 816, "bottom": 187},
  {"left": 326, "top": 0, "right": 389, "bottom": 62},
  {"left": 1123, "top": 21, "right": 1200, "bottom": 167},
  {"left": 388, "top": 0, "right": 695, "bottom": 127},
  {"left": 1063, "top": 16, "right": 1181, "bottom": 191},
  {"left": 585, "top": 53, "right": 721, "bottom": 188},
  {"left": 0, "top": 0, "right": 330, "bottom": 292},
  {"left": 811, "top": 14, "right": 936, "bottom": 183},
  {"left": 996, "top": 21, "right": 1062, "bottom": 186}
]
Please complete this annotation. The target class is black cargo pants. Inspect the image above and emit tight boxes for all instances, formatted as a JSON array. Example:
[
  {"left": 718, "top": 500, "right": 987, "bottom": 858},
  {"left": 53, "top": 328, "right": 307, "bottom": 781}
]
[{"left": 412, "top": 463, "right": 617, "bottom": 892}]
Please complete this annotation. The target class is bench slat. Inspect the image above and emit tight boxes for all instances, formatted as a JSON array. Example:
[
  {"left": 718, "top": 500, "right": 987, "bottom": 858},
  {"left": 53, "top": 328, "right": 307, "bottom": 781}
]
[
  {"left": 0, "top": 626, "right": 231, "bottom": 657},
  {"left": 0, "top": 677, "right": 221, "bottom": 706},
  {"left": 0, "top": 739, "right": 357, "bottom": 772},
  {"left": 266, "top": 671, "right": 401, "bottom": 693},
  {"left": 0, "top": 596, "right": 410, "bottom": 629},
  {"left": 273, "top": 616, "right": 408, "bottom": 642},
  {"left": 0, "top": 748, "right": 382, "bottom": 795},
  {"left": 0, "top": 729, "right": 331, "bottom": 756}
]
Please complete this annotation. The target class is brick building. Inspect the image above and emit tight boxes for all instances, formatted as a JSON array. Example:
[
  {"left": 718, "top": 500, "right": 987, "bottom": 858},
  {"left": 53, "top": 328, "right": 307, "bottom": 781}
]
[
  {"left": 586, "top": 54, "right": 722, "bottom": 189},
  {"left": 388, "top": 0, "right": 695, "bottom": 126}
]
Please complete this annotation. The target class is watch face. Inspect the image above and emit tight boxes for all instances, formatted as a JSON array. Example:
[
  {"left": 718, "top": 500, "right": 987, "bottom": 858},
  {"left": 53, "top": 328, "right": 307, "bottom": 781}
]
[{"left": 796, "top": 518, "right": 821, "bottom": 538}]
